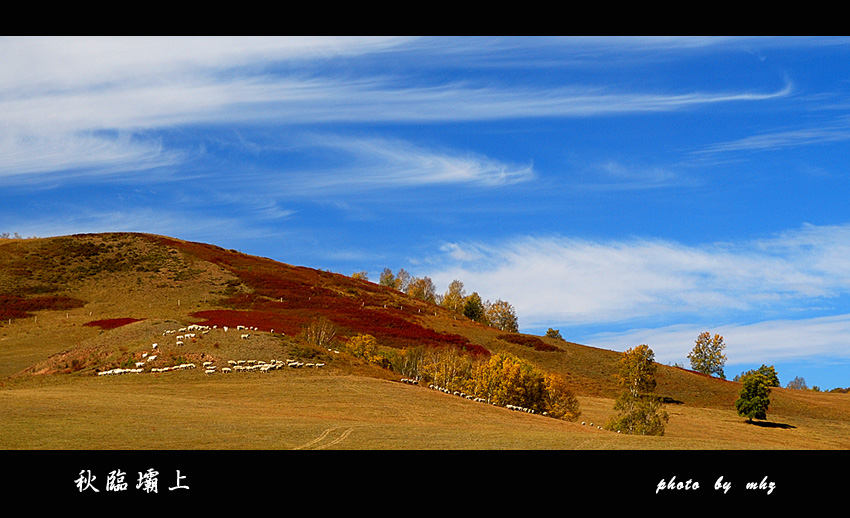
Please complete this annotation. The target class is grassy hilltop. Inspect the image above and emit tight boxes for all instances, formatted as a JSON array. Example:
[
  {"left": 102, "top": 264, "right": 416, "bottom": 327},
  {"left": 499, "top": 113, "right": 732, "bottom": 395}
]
[{"left": 1, "top": 232, "right": 849, "bottom": 450}]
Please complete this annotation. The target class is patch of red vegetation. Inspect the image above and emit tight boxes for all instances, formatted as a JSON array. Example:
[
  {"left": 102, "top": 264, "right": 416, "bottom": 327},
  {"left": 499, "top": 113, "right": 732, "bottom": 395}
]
[
  {"left": 498, "top": 333, "right": 561, "bottom": 352},
  {"left": 147, "top": 235, "right": 487, "bottom": 356},
  {"left": 84, "top": 317, "right": 145, "bottom": 330},
  {"left": 190, "top": 306, "right": 487, "bottom": 356},
  {"left": 328, "top": 306, "right": 485, "bottom": 353},
  {"left": 0, "top": 294, "right": 86, "bottom": 322},
  {"left": 191, "top": 309, "right": 306, "bottom": 336}
]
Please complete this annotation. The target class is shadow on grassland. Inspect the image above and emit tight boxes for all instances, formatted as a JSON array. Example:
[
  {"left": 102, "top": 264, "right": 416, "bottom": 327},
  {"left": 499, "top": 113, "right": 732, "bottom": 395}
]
[{"left": 747, "top": 420, "right": 797, "bottom": 429}]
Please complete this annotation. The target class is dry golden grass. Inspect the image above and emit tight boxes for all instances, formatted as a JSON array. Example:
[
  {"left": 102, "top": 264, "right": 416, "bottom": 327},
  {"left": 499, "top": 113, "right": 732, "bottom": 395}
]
[{"left": 5, "top": 368, "right": 848, "bottom": 450}]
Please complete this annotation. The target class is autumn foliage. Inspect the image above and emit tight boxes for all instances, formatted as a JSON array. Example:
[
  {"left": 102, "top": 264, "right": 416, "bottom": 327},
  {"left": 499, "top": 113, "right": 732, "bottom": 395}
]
[
  {"left": 83, "top": 317, "right": 145, "bottom": 330},
  {"left": 393, "top": 346, "right": 580, "bottom": 421},
  {"left": 688, "top": 332, "right": 727, "bottom": 379},
  {"left": 497, "top": 333, "right": 561, "bottom": 352},
  {"left": 0, "top": 294, "right": 85, "bottom": 322},
  {"left": 145, "top": 236, "right": 484, "bottom": 355},
  {"left": 605, "top": 344, "right": 668, "bottom": 435}
]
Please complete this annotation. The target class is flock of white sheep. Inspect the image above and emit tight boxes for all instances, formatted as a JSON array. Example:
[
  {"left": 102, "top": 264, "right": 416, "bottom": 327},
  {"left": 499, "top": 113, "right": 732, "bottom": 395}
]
[
  {"left": 95, "top": 322, "right": 322, "bottom": 377},
  {"left": 424, "top": 382, "right": 622, "bottom": 431},
  {"left": 203, "top": 358, "right": 325, "bottom": 374},
  {"left": 95, "top": 321, "right": 618, "bottom": 432},
  {"left": 424, "top": 383, "right": 541, "bottom": 413}
]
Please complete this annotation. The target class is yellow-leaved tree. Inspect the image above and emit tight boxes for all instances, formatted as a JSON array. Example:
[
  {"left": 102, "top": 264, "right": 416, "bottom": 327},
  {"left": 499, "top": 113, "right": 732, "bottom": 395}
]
[
  {"left": 543, "top": 373, "right": 581, "bottom": 421},
  {"left": 406, "top": 276, "right": 437, "bottom": 303},
  {"left": 688, "top": 331, "right": 727, "bottom": 379},
  {"left": 421, "top": 346, "right": 473, "bottom": 392},
  {"left": 346, "top": 334, "right": 383, "bottom": 365},
  {"left": 605, "top": 344, "right": 668, "bottom": 435},
  {"left": 485, "top": 299, "right": 519, "bottom": 333},
  {"left": 440, "top": 280, "right": 466, "bottom": 315},
  {"left": 413, "top": 348, "right": 580, "bottom": 421}
]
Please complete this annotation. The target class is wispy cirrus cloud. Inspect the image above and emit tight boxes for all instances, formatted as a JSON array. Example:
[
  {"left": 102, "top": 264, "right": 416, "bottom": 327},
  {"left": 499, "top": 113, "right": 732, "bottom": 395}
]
[
  {"left": 693, "top": 118, "right": 850, "bottom": 157},
  {"left": 0, "top": 36, "right": 796, "bottom": 186},
  {"left": 428, "top": 223, "right": 850, "bottom": 375},
  {"left": 429, "top": 223, "right": 850, "bottom": 329},
  {"left": 569, "top": 159, "right": 696, "bottom": 191},
  {"left": 0, "top": 131, "right": 184, "bottom": 182},
  {"left": 268, "top": 134, "right": 536, "bottom": 193},
  {"left": 0, "top": 37, "right": 412, "bottom": 181}
]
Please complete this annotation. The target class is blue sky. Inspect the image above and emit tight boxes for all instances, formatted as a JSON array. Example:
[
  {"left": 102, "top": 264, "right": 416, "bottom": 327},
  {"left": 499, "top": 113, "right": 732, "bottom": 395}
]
[{"left": 4, "top": 36, "right": 850, "bottom": 389}]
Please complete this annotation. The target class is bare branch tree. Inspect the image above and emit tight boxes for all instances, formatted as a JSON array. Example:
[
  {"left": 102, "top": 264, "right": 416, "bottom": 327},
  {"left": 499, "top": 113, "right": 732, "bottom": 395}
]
[{"left": 303, "top": 317, "right": 337, "bottom": 348}]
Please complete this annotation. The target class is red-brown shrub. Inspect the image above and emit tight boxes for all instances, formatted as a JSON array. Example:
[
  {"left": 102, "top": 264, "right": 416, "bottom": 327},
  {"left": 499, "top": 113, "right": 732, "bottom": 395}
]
[
  {"left": 498, "top": 333, "right": 561, "bottom": 352},
  {"left": 149, "top": 235, "right": 487, "bottom": 356},
  {"left": 84, "top": 317, "right": 144, "bottom": 330},
  {"left": 0, "top": 294, "right": 86, "bottom": 322}
]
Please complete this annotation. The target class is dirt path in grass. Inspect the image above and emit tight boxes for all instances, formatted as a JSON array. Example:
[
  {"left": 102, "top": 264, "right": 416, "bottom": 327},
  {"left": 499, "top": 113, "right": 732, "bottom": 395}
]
[{"left": 292, "top": 426, "right": 356, "bottom": 450}]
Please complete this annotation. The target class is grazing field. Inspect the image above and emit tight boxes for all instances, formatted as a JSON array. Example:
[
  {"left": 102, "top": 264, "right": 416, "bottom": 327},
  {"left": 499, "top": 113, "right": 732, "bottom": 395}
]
[{"left": 4, "top": 360, "right": 850, "bottom": 450}]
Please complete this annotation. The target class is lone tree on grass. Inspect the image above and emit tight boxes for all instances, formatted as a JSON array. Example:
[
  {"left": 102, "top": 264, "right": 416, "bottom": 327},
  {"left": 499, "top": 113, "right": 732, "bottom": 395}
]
[
  {"left": 462, "top": 292, "right": 488, "bottom": 324},
  {"left": 545, "top": 328, "right": 565, "bottom": 341},
  {"left": 688, "top": 331, "right": 727, "bottom": 379},
  {"left": 302, "top": 317, "right": 337, "bottom": 348},
  {"left": 734, "top": 364, "right": 780, "bottom": 387},
  {"left": 786, "top": 376, "right": 807, "bottom": 390},
  {"left": 485, "top": 299, "right": 519, "bottom": 333},
  {"left": 735, "top": 372, "right": 772, "bottom": 423},
  {"left": 605, "top": 344, "right": 668, "bottom": 436}
]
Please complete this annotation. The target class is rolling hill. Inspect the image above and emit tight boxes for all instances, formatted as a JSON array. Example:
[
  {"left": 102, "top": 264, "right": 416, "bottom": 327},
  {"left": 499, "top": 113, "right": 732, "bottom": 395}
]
[{"left": 2, "top": 232, "right": 850, "bottom": 452}]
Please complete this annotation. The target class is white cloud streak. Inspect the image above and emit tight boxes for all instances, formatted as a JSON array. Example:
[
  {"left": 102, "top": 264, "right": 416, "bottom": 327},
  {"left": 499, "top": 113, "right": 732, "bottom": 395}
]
[
  {"left": 586, "top": 314, "right": 850, "bottom": 368},
  {"left": 429, "top": 224, "right": 850, "bottom": 371},
  {"left": 573, "top": 160, "right": 695, "bottom": 191},
  {"left": 271, "top": 135, "right": 536, "bottom": 193},
  {"left": 693, "top": 118, "right": 850, "bottom": 156},
  {"left": 0, "top": 132, "right": 183, "bottom": 181},
  {"left": 429, "top": 223, "right": 850, "bottom": 329},
  {"left": 0, "top": 36, "right": 794, "bottom": 184}
]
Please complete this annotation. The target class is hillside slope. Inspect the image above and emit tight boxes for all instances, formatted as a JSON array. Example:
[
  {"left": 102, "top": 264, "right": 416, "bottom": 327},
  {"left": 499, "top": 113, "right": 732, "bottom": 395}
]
[
  {"left": 2, "top": 232, "right": 850, "bottom": 450},
  {"left": 0, "top": 232, "right": 687, "bottom": 400}
]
